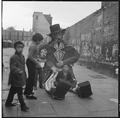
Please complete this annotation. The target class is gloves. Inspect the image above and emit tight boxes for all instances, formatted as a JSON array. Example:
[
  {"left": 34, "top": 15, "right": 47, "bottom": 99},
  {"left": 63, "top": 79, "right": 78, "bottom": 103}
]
[
  {"left": 56, "top": 61, "right": 64, "bottom": 67},
  {"left": 51, "top": 66, "right": 57, "bottom": 72}
]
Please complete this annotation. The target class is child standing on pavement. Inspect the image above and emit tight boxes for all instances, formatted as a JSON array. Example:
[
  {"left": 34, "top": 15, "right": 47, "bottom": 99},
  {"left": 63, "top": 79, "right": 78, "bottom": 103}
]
[{"left": 5, "top": 41, "right": 29, "bottom": 112}]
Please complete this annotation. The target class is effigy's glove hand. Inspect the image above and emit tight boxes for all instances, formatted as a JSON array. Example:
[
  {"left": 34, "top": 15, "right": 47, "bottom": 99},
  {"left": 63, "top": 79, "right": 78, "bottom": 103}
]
[
  {"left": 51, "top": 66, "right": 57, "bottom": 72},
  {"left": 40, "top": 62, "right": 45, "bottom": 68},
  {"left": 36, "top": 59, "right": 46, "bottom": 68},
  {"left": 56, "top": 61, "right": 64, "bottom": 67}
]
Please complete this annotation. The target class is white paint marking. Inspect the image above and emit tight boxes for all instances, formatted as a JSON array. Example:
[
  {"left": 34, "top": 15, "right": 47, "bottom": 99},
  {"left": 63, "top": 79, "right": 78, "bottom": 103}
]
[
  {"left": 16, "top": 102, "right": 20, "bottom": 105},
  {"left": 41, "top": 101, "right": 48, "bottom": 104},
  {"left": 109, "top": 98, "right": 118, "bottom": 103}
]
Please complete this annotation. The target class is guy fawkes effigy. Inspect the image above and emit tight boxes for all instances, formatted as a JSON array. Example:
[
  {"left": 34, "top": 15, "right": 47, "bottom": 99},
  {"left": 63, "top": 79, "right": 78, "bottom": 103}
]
[
  {"left": 37, "top": 24, "right": 92, "bottom": 100},
  {"left": 38, "top": 39, "right": 79, "bottom": 100}
]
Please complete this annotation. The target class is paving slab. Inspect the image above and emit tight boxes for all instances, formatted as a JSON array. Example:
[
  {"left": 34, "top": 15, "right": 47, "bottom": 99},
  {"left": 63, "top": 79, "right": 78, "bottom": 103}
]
[
  {"left": 50, "top": 100, "right": 89, "bottom": 117},
  {"left": 17, "top": 100, "right": 56, "bottom": 117},
  {"left": 2, "top": 100, "right": 18, "bottom": 117},
  {"left": 39, "top": 114, "right": 58, "bottom": 117},
  {"left": 90, "top": 110, "right": 118, "bottom": 117}
]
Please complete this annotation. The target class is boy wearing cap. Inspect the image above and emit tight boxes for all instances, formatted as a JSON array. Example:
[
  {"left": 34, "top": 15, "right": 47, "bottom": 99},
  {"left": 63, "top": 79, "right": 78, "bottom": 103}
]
[{"left": 5, "top": 41, "right": 29, "bottom": 112}]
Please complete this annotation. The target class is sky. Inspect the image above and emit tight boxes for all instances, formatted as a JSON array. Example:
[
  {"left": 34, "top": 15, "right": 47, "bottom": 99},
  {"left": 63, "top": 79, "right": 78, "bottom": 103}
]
[{"left": 2, "top": 1, "right": 101, "bottom": 31}]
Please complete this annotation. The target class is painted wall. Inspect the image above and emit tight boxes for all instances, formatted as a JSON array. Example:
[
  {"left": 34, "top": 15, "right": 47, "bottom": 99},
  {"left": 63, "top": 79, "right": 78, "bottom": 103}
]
[{"left": 63, "top": 2, "right": 118, "bottom": 62}]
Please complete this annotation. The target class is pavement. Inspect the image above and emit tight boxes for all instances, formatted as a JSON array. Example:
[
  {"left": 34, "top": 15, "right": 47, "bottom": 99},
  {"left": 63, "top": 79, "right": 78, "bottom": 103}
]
[{"left": 2, "top": 48, "right": 118, "bottom": 117}]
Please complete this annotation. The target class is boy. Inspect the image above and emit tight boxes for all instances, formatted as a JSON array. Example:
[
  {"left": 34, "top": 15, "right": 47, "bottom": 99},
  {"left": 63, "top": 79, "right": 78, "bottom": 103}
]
[
  {"left": 56, "top": 65, "right": 76, "bottom": 88},
  {"left": 5, "top": 41, "right": 29, "bottom": 112},
  {"left": 51, "top": 65, "right": 77, "bottom": 100},
  {"left": 24, "top": 33, "right": 43, "bottom": 99}
]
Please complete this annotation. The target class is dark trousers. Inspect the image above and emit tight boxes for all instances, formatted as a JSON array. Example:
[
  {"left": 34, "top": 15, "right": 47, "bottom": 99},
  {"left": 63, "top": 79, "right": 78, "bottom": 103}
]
[
  {"left": 68, "top": 65, "right": 76, "bottom": 79},
  {"left": 6, "top": 86, "right": 25, "bottom": 107},
  {"left": 35, "top": 68, "right": 43, "bottom": 88},
  {"left": 24, "top": 58, "right": 36, "bottom": 95}
]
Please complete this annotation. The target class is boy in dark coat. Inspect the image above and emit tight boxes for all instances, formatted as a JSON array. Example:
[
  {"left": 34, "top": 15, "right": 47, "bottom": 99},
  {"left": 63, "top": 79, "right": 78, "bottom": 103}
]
[{"left": 5, "top": 41, "right": 29, "bottom": 112}]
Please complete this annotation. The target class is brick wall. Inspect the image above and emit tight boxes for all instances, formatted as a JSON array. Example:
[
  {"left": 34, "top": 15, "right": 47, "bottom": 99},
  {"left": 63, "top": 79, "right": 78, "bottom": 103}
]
[{"left": 63, "top": 2, "right": 118, "bottom": 63}]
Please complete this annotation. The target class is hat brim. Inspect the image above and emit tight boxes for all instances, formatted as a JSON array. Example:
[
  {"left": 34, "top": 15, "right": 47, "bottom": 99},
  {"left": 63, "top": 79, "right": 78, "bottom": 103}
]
[{"left": 47, "top": 29, "right": 66, "bottom": 36}]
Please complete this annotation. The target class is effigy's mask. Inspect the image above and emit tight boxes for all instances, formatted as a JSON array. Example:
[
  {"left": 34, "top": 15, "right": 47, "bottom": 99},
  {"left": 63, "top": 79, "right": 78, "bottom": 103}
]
[{"left": 51, "top": 31, "right": 63, "bottom": 40}]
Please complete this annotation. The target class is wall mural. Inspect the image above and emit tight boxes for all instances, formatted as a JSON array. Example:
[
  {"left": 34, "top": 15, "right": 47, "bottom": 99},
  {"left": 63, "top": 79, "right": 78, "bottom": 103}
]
[
  {"left": 64, "top": 13, "right": 118, "bottom": 64},
  {"left": 80, "top": 33, "right": 92, "bottom": 58}
]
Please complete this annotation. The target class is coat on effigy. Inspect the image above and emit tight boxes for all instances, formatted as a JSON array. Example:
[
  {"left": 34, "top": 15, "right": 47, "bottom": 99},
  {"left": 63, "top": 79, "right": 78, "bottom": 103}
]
[
  {"left": 38, "top": 39, "right": 80, "bottom": 68},
  {"left": 38, "top": 39, "right": 80, "bottom": 83}
]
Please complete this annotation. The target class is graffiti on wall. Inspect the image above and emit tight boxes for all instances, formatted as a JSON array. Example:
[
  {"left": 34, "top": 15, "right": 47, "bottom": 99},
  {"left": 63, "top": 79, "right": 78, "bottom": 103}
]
[
  {"left": 81, "top": 33, "right": 92, "bottom": 57},
  {"left": 101, "top": 40, "right": 118, "bottom": 62},
  {"left": 95, "top": 14, "right": 103, "bottom": 31},
  {"left": 103, "top": 25, "right": 114, "bottom": 37},
  {"left": 112, "top": 44, "right": 118, "bottom": 61},
  {"left": 92, "top": 44, "right": 102, "bottom": 61},
  {"left": 81, "top": 32, "right": 91, "bottom": 41}
]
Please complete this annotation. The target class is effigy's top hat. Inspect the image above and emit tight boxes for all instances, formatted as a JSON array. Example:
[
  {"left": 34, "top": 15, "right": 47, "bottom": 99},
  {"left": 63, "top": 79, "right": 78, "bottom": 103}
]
[{"left": 48, "top": 24, "right": 66, "bottom": 36}]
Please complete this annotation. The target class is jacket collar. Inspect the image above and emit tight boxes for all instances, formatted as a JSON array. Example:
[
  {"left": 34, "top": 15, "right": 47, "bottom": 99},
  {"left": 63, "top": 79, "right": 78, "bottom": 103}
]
[{"left": 15, "top": 51, "right": 21, "bottom": 55}]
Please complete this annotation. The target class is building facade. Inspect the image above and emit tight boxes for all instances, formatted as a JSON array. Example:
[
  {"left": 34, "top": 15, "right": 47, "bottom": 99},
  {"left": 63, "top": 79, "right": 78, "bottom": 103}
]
[
  {"left": 32, "top": 12, "right": 52, "bottom": 37},
  {"left": 63, "top": 2, "right": 119, "bottom": 63},
  {"left": 102, "top": 2, "right": 119, "bottom": 62},
  {"left": 2, "top": 27, "right": 33, "bottom": 47}
]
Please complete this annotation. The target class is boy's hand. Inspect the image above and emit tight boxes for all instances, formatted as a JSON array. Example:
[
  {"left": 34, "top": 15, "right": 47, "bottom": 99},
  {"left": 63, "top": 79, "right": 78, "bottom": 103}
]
[
  {"left": 72, "top": 79, "right": 77, "bottom": 88},
  {"left": 33, "top": 86, "right": 37, "bottom": 90},
  {"left": 40, "top": 62, "right": 45, "bottom": 68}
]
